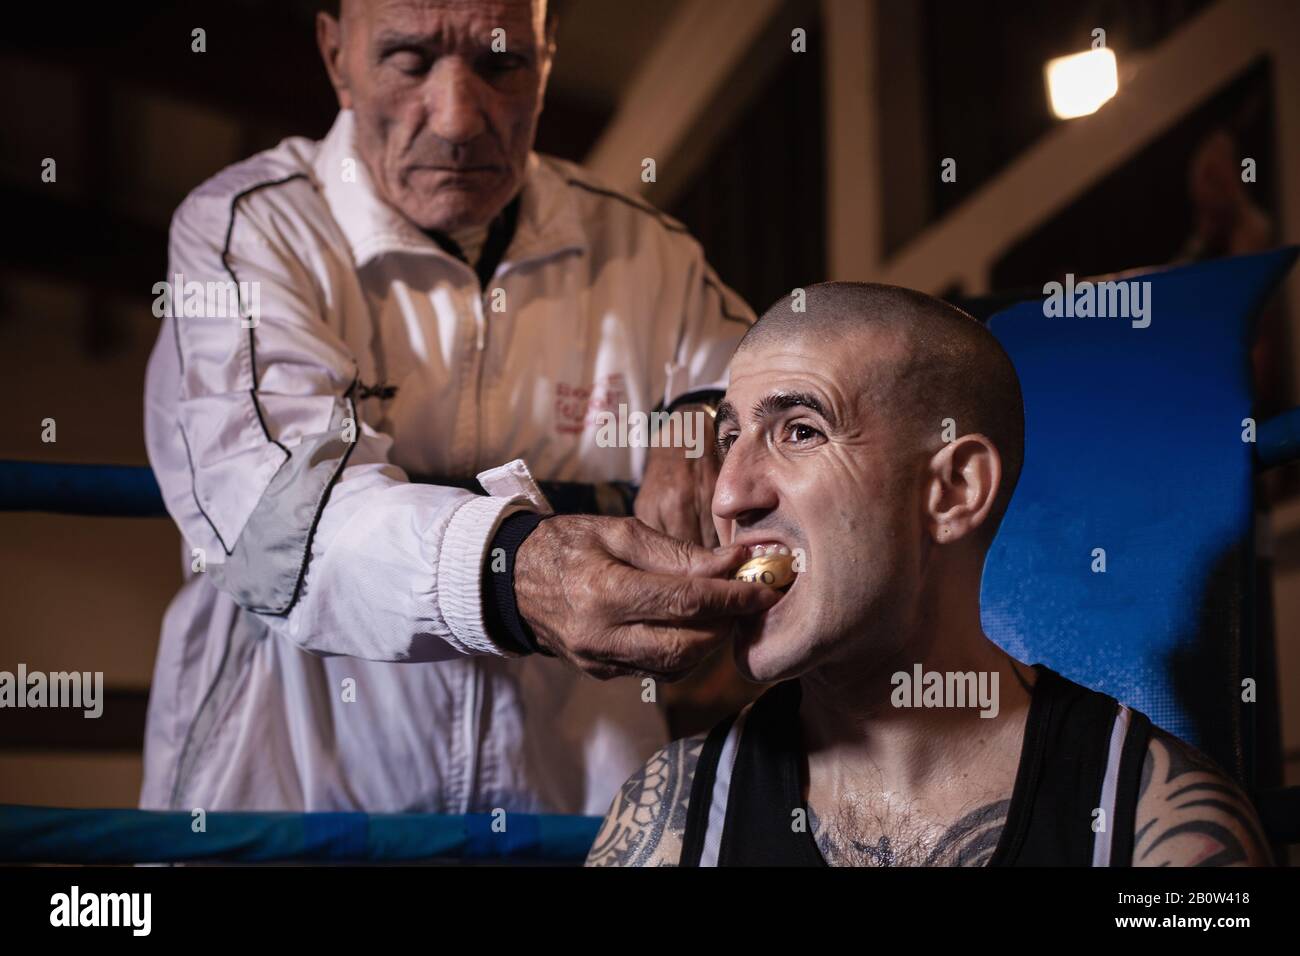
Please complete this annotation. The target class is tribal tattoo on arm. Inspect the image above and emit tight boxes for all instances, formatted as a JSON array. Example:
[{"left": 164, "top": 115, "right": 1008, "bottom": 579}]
[
  {"left": 584, "top": 734, "right": 704, "bottom": 867},
  {"left": 1133, "top": 731, "right": 1273, "bottom": 867}
]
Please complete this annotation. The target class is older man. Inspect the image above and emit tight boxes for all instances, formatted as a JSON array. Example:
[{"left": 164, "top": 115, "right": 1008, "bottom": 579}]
[
  {"left": 587, "top": 282, "right": 1272, "bottom": 866},
  {"left": 140, "top": 0, "right": 776, "bottom": 816}
]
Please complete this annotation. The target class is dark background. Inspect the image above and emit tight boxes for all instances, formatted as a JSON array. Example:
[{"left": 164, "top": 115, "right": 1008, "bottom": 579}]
[{"left": 0, "top": 0, "right": 1296, "bottom": 818}]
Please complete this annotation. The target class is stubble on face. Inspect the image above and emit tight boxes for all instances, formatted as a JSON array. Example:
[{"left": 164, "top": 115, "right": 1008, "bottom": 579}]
[{"left": 718, "top": 332, "right": 927, "bottom": 685}]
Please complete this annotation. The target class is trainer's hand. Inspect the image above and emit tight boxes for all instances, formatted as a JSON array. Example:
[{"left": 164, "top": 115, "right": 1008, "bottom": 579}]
[
  {"left": 635, "top": 408, "right": 720, "bottom": 547},
  {"left": 514, "top": 515, "right": 779, "bottom": 680}
]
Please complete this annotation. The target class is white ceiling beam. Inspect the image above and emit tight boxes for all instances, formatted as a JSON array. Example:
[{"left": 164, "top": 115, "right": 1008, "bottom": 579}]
[{"left": 584, "top": 0, "right": 785, "bottom": 198}]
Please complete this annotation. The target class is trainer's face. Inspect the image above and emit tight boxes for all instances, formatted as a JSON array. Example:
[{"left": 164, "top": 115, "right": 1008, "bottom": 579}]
[
  {"left": 320, "top": 0, "right": 552, "bottom": 231},
  {"left": 712, "top": 328, "right": 925, "bottom": 683}
]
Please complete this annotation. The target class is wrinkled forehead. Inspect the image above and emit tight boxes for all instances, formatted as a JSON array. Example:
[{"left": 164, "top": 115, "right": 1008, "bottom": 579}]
[
  {"left": 348, "top": 0, "right": 545, "bottom": 38},
  {"left": 727, "top": 321, "right": 912, "bottom": 412}
]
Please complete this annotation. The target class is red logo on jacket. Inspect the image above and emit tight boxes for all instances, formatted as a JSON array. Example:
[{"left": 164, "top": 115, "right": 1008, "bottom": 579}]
[{"left": 555, "top": 374, "right": 626, "bottom": 435}]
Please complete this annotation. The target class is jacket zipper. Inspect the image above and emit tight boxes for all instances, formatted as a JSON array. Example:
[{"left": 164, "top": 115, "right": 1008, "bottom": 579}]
[
  {"left": 471, "top": 291, "right": 487, "bottom": 473},
  {"left": 462, "top": 663, "right": 483, "bottom": 812},
  {"left": 462, "top": 282, "right": 491, "bottom": 812}
]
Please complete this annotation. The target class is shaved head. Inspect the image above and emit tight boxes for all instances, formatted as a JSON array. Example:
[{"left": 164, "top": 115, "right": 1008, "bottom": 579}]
[{"left": 740, "top": 282, "right": 1025, "bottom": 541}]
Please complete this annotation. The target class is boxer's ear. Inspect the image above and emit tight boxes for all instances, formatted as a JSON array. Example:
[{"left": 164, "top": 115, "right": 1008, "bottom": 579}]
[
  {"left": 924, "top": 433, "right": 1002, "bottom": 544},
  {"left": 316, "top": 11, "right": 353, "bottom": 111}
]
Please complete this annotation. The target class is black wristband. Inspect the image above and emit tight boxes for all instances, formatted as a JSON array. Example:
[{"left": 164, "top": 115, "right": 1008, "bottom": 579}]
[{"left": 482, "top": 510, "right": 555, "bottom": 657}]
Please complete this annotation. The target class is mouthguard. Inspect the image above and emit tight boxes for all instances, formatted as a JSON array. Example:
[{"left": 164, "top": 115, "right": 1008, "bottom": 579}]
[{"left": 733, "top": 553, "right": 796, "bottom": 590}]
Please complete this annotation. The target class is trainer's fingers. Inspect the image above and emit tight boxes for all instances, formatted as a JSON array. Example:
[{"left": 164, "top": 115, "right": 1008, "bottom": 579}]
[
  {"left": 666, "top": 539, "right": 752, "bottom": 578},
  {"left": 604, "top": 519, "right": 751, "bottom": 578},
  {"left": 598, "top": 621, "right": 734, "bottom": 680},
  {"left": 558, "top": 620, "right": 704, "bottom": 679},
  {"left": 612, "top": 565, "right": 782, "bottom": 622}
]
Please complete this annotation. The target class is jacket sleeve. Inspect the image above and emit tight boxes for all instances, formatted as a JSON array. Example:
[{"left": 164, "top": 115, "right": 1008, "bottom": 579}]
[
  {"left": 659, "top": 239, "right": 755, "bottom": 409},
  {"left": 144, "top": 183, "right": 528, "bottom": 663}
]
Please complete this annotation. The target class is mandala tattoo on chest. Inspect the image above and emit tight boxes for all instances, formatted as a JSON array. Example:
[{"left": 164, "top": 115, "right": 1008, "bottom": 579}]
[{"left": 809, "top": 798, "right": 1011, "bottom": 867}]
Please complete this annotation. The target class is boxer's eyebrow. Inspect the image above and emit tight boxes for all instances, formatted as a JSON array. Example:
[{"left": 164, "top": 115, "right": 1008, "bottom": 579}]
[
  {"left": 754, "top": 391, "right": 837, "bottom": 429},
  {"left": 716, "top": 391, "right": 838, "bottom": 432}
]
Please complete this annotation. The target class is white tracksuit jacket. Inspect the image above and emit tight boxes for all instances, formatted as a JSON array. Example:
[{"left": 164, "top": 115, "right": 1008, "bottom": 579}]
[{"left": 140, "top": 109, "right": 754, "bottom": 815}]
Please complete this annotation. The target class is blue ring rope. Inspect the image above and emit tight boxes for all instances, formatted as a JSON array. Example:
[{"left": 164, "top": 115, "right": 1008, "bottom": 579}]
[
  {"left": 0, "top": 461, "right": 613, "bottom": 864},
  {"left": 0, "top": 805, "right": 602, "bottom": 864},
  {"left": 0, "top": 461, "right": 168, "bottom": 516}
]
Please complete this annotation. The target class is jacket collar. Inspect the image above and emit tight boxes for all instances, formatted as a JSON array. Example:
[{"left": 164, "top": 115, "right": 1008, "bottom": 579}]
[{"left": 313, "top": 110, "right": 587, "bottom": 275}]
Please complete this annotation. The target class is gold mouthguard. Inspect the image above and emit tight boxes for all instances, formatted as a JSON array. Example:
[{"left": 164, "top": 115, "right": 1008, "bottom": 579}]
[{"left": 733, "top": 553, "right": 796, "bottom": 590}]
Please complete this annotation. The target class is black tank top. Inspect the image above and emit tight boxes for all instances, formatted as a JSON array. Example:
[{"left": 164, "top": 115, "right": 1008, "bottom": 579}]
[{"left": 679, "top": 664, "right": 1152, "bottom": 866}]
